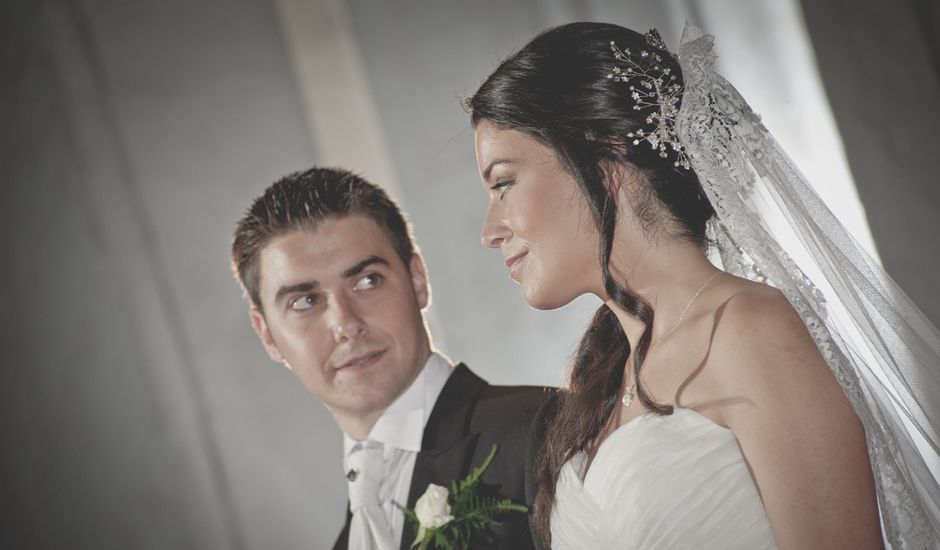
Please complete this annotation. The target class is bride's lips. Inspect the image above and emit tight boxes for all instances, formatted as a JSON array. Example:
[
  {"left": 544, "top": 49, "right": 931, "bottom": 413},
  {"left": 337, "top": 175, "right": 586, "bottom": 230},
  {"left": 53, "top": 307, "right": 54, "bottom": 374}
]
[
  {"left": 504, "top": 251, "right": 528, "bottom": 270},
  {"left": 335, "top": 349, "right": 387, "bottom": 373}
]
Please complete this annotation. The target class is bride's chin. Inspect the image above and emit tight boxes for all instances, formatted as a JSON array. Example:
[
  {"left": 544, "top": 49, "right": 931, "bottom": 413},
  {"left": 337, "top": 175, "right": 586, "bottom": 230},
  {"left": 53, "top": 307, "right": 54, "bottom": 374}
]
[{"left": 521, "top": 282, "right": 577, "bottom": 311}]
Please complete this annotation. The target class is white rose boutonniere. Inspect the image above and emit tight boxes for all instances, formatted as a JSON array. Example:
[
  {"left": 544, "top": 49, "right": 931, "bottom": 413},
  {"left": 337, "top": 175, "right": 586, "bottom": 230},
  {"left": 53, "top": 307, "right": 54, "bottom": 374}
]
[
  {"left": 413, "top": 484, "right": 454, "bottom": 541},
  {"left": 396, "top": 444, "right": 528, "bottom": 550}
]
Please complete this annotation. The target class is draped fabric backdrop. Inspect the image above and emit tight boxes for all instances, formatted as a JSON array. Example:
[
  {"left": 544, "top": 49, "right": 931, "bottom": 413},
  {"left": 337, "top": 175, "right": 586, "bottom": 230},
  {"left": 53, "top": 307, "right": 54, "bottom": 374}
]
[{"left": 1, "top": 1, "right": 937, "bottom": 548}]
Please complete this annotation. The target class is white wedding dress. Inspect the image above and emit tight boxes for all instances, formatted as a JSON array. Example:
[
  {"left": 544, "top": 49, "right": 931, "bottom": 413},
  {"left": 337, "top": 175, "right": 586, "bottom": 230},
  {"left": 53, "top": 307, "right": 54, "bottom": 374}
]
[{"left": 550, "top": 408, "right": 778, "bottom": 549}]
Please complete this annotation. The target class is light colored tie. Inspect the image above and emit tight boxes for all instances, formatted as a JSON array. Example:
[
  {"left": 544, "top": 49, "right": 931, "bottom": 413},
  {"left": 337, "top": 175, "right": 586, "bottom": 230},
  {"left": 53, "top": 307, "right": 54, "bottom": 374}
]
[{"left": 347, "top": 443, "right": 396, "bottom": 550}]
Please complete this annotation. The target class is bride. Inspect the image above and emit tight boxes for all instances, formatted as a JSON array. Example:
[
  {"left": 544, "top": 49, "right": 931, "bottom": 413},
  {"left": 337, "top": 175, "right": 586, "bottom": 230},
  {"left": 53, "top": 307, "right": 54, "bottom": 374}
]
[{"left": 465, "top": 22, "right": 940, "bottom": 549}]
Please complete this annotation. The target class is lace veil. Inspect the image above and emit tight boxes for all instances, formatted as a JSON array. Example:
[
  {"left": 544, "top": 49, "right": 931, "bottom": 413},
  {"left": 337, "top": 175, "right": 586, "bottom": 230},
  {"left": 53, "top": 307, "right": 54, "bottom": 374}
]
[{"left": 674, "top": 25, "right": 940, "bottom": 548}]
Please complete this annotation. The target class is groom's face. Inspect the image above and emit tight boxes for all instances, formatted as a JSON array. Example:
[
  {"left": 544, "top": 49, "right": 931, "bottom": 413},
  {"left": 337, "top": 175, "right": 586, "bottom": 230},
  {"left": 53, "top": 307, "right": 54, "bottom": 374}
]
[{"left": 249, "top": 214, "right": 432, "bottom": 421}]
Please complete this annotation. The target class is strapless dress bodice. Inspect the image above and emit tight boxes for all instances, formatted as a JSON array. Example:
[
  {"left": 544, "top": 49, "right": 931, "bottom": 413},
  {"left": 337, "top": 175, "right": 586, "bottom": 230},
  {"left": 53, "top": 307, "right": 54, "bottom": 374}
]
[{"left": 551, "top": 408, "right": 777, "bottom": 549}]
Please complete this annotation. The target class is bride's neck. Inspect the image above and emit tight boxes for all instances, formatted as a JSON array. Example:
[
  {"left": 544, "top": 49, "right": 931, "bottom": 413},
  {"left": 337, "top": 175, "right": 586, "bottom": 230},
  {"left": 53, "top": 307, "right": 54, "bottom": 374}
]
[{"left": 603, "top": 237, "right": 717, "bottom": 345}]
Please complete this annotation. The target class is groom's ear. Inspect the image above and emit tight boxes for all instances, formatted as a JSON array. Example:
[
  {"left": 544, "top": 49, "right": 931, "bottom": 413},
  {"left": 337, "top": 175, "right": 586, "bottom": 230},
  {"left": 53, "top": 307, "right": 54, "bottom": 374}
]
[
  {"left": 408, "top": 252, "right": 430, "bottom": 310},
  {"left": 249, "top": 307, "right": 286, "bottom": 364}
]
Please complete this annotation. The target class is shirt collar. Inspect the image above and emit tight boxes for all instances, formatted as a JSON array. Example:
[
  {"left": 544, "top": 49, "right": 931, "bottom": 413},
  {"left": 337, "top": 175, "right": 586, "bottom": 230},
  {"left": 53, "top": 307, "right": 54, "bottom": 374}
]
[{"left": 343, "top": 352, "right": 454, "bottom": 459}]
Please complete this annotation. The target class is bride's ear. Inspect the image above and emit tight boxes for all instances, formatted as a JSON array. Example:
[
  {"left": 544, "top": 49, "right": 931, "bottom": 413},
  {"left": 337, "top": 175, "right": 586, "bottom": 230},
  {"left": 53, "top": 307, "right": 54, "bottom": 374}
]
[{"left": 600, "top": 158, "right": 639, "bottom": 203}]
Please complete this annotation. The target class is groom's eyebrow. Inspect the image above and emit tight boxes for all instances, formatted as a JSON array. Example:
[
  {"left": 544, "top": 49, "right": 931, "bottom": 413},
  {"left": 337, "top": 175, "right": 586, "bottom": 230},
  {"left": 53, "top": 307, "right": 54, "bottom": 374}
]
[
  {"left": 482, "top": 159, "right": 516, "bottom": 180},
  {"left": 271, "top": 256, "right": 389, "bottom": 306},
  {"left": 274, "top": 281, "right": 318, "bottom": 305},
  {"left": 342, "top": 256, "right": 388, "bottom": 278}
]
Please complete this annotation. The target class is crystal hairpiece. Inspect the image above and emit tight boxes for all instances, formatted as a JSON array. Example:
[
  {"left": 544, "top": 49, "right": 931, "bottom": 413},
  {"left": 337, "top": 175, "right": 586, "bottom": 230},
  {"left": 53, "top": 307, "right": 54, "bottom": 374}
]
[{"left": 607, "top": 30, "right": 690, "bottom": 169}]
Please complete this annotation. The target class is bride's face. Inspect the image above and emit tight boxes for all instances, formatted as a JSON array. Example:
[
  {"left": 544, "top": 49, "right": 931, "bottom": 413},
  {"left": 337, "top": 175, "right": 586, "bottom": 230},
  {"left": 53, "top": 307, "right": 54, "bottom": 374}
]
[{"left": 474, "top": 121, "right": 602, "bottom": 309}]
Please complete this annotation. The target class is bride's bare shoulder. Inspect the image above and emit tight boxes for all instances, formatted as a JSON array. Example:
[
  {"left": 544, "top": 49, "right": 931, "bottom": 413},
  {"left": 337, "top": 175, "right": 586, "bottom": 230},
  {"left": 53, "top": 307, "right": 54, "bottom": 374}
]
[
  {"left": 700, "top": 280, "right": 879, "bottom": 549},
  {"left": 703, "top": 276, "right": 834, "bottom": 399},
  {"left": 709, "top": 277, "right": 800, "bottom": 340}
]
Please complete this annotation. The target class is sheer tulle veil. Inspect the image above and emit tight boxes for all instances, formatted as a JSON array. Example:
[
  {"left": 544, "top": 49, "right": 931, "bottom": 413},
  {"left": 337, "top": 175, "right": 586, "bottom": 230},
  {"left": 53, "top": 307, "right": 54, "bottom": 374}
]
[{"left": 674, "top": 24, "right": 940, "bottom": 547}]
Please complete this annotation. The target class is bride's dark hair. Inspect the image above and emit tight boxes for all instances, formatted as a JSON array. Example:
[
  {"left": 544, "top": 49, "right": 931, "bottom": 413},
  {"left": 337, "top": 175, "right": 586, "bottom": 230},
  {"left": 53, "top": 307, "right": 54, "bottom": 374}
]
[{"left": 466, "top": 22, "right": 715, "bottom": 544}]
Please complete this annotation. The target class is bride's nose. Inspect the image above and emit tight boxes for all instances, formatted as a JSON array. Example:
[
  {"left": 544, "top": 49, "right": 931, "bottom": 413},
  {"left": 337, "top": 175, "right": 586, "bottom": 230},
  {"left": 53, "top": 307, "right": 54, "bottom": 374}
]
[{"left": 481, "top": 204, "right": 509, "bottom": 249}]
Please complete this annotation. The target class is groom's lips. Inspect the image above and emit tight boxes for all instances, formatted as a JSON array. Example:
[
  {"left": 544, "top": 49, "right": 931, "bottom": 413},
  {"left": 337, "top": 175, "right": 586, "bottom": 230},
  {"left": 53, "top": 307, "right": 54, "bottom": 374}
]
[
  {"left": 335, "top": 349, "right": 387, "bottom": 372},
  {"left": 504, "top": 250, "right": 528, "bottom": 270}
]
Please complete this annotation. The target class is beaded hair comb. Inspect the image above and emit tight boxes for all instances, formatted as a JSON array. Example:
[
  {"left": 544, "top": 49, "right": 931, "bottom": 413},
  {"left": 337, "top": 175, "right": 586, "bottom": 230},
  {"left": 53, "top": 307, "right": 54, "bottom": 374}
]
[{"left": 607, "top": 29, "right": 690, "bottom": 169}]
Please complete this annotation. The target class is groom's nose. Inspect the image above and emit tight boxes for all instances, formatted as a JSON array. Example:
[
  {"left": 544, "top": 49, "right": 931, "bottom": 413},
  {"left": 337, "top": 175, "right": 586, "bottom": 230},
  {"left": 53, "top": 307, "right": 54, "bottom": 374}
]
[{"left": 327, "top": 294, "right": 367, "bottom": 343}]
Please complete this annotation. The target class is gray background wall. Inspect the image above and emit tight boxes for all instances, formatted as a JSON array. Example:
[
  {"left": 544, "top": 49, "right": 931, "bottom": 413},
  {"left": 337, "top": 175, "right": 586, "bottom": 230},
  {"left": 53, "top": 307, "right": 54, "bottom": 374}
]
[{"left": 2, "top": 1, "right": 937, "bottom": 549}]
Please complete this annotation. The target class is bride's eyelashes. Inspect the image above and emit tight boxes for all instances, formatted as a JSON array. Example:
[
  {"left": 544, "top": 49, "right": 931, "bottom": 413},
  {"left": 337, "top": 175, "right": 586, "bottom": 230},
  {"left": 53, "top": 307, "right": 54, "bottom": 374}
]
[{"left": 491, "top": 179, "right": 515, "bottom": 199}]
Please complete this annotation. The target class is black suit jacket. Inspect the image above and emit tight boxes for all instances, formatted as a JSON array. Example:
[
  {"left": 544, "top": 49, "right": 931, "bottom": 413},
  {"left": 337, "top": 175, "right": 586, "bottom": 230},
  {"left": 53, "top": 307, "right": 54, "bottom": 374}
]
[{"left": 332, "top": 363, "right": 553, "bottom": 550}]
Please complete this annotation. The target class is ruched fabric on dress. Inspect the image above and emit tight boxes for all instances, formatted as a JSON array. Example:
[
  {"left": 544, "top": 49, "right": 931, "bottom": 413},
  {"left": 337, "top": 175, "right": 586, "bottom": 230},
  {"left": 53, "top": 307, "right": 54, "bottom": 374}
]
[{"left": 551, "top": 408, "right": 778, "bottom": 549}]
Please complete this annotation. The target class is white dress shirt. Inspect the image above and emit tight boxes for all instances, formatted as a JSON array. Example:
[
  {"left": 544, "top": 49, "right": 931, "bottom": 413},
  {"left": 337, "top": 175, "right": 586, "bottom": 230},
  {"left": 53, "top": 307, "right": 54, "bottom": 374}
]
[{"left": 343, "top": 352, "right": 454, "bottom": 548}]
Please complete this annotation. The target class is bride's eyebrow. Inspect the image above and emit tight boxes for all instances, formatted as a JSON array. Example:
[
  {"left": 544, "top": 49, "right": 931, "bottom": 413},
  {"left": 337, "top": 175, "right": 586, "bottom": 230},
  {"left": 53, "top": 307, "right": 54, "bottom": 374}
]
[{"left": 483, "top": 159, "right": 517, "bottom": 180}]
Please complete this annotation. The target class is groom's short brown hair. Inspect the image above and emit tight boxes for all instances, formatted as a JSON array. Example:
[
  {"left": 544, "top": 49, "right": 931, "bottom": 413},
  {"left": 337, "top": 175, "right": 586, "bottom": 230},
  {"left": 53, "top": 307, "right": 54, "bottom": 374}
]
[{"left": 230, "top": 167, "right": 415, "bottom": 311}]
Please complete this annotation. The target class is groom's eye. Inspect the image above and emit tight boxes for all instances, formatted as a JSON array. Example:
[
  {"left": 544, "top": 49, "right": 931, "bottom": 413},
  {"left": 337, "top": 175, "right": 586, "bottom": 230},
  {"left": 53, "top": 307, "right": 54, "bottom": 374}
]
[
  {"left": 353, "top": 273, "right": 384, "bottom": 291},
  {"left": 289, "top": 294, "right": 321, "bottom": 311}
]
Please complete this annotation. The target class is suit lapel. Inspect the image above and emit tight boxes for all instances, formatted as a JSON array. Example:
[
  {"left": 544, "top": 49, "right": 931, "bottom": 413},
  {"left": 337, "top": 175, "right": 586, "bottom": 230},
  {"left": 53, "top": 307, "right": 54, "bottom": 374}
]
[
  {"left": 331, "top": 504, "right": 351, "bottom": 550},
  {"left": 399, "top": 364, "right": 486, "bottom": 550}
]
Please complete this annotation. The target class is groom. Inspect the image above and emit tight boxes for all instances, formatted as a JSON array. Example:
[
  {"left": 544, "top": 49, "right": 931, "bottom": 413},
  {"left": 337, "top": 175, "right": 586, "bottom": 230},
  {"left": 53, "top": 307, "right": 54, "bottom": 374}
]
[{"left": 230, "top": 167, "right": 552, "bottom": 550}]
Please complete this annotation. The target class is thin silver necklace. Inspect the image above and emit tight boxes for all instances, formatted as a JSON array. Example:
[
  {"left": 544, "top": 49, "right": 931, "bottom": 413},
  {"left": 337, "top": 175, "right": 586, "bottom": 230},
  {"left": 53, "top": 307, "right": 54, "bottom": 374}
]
[{"left": 622, "top": 271, "right": 723, "bottom": 408}]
